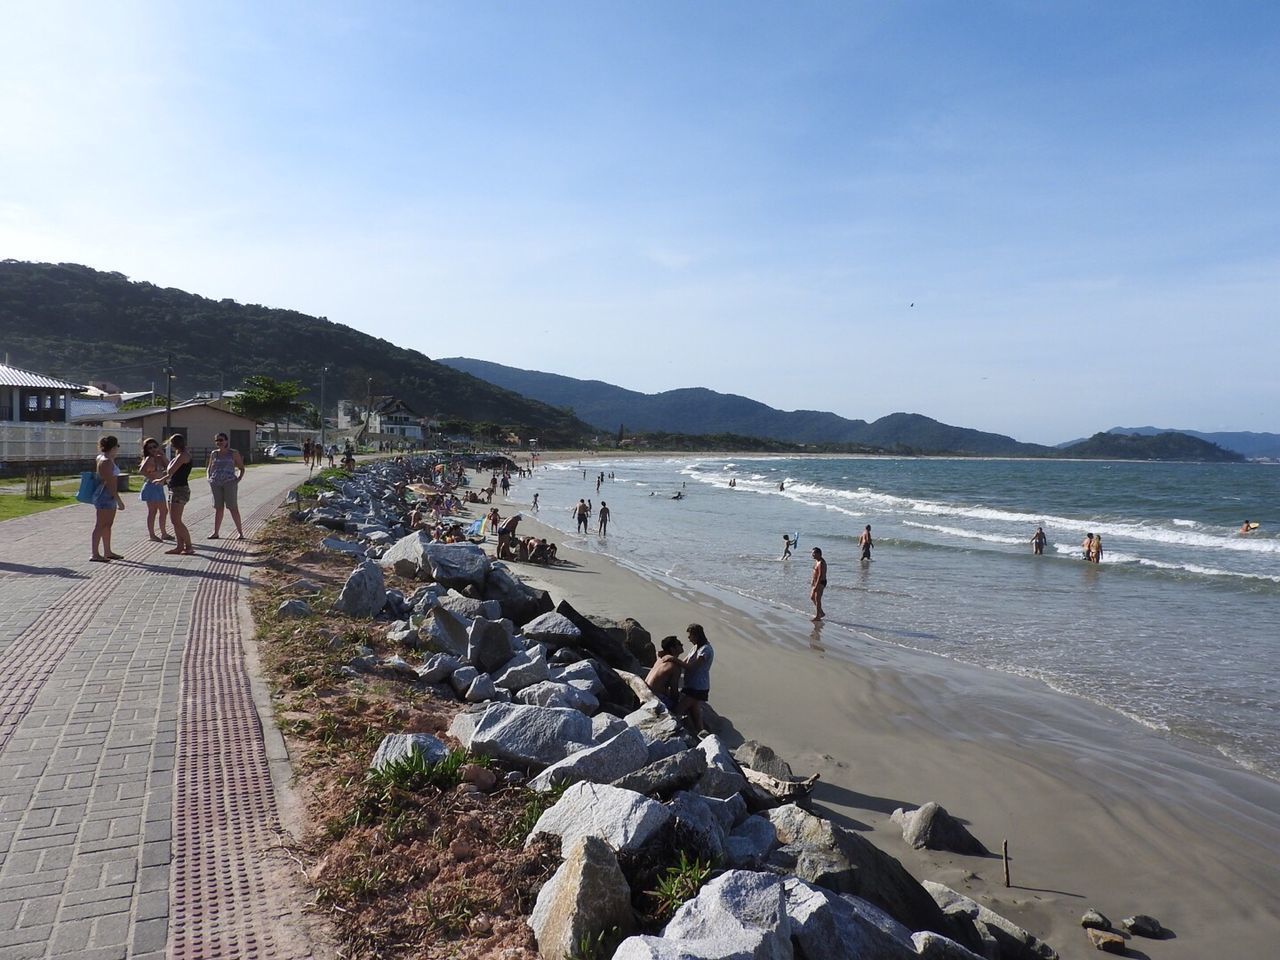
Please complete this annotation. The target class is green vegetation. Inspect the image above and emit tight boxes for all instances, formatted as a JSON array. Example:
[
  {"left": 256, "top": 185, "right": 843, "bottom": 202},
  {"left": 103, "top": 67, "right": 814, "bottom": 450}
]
[
  {"left": 1061, "top": 431, "right": 1244, "bottom": 462},
  {"left": 0, "top": 261, "right": 591, "bottom": 445},
  {"left": 566, "top": 926, "right": 623, "bottom": 960},
  {"left": 645, "top": 850, "right": 712, "bottom": 924},
  {"left": 0, "top": 491, "right": 77, "bottom": 521},
  {"left": 504, "top": 782, "right": 570, "bottom": 847}
]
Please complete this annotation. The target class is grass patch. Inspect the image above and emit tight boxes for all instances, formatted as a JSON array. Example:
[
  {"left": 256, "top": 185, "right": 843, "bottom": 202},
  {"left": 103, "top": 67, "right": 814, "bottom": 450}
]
[
  {"left": 0, "top": 492, "right": 78, "bottom": 521},
  {"left": 645, "top": 850, "right": 713, "bottom": 925}
]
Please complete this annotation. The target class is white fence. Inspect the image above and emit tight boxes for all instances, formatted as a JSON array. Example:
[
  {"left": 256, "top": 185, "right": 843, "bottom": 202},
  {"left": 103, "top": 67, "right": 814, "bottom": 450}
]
[{"left": 0, "top": 423, "right": 144, "bottom": 465}]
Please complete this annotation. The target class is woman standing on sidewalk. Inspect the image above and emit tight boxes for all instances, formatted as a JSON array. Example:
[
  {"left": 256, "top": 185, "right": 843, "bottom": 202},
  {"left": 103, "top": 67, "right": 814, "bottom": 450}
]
[
  {"left": 206, "top": 432, "right": 246, "bottom": 539},
  {"left": 137, "top": 437, "right": 172, "bottom": 542},
  {"left": 147, "top": 434, "right": 194, "bottom": 555},
  {"left": 90, "top": 435, "right": 125, "bottom": 562}
]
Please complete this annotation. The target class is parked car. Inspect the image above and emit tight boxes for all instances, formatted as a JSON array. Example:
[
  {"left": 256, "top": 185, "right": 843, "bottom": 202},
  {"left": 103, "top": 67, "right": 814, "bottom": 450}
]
[{"left": 266, "top": 443, "right": 304, "bottom": 458}]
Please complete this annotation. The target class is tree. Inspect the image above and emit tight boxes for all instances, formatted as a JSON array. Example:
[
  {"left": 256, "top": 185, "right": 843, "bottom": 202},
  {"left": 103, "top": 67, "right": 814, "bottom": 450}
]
[
  {"left": 617, "top": 423, "right": 625, "bottom": 445},
  {"left": 231, "top": 375, "right": 306, "bottom": 442}
]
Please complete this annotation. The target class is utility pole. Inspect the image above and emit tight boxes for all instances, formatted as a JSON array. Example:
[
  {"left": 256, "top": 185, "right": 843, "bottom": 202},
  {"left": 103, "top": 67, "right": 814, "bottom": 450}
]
[
  {"left": 363, "top": 377, "right": 373, "bottom": 448},
  {"left": 164, "top": 355, "right": 175, "bottom": 445},
  {"left": 318, "top": 368, "right": 326, "bottom": 448}
]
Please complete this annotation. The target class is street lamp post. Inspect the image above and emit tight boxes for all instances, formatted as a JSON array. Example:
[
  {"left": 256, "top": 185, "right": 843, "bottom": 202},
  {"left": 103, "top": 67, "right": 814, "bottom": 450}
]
[{"left": 319, "top": 366, "right": 328, "bottom": 452}]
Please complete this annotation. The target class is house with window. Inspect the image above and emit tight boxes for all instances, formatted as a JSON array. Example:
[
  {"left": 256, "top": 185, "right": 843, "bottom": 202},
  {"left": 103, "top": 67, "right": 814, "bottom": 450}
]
[
  {"left": 337, "top": 396, "right": 425, "bottom": 446},
  {"left": 73, "top": 397, "right": 259, "bottom": 465},
  {"left": 0, "top": 361, "right": 119, "bottom": 473}
]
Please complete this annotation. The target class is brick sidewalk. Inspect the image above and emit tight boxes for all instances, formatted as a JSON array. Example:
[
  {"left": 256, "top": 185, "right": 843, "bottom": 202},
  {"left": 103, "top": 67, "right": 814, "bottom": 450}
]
[{"left": 0, "top": 464, "right": 321, "bottom": 959}]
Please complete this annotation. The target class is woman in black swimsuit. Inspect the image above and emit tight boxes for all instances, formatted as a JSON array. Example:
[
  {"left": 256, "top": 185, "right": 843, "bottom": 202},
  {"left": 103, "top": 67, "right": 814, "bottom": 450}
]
[{"left": 149, "top": 434, "right": 195, "bottom": 555}]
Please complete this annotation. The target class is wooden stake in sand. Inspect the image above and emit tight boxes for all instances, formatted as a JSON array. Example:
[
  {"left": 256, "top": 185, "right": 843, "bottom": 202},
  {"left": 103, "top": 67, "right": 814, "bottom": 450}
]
[{"left": 1002, "top": 839, "right": 1010, "bottom": 887}]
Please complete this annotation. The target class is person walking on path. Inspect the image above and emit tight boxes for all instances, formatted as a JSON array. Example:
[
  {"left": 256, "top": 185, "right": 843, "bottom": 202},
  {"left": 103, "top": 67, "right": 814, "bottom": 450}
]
[
  {"left": 810, "top": 547, "right": 827, "bottom": 621},
  {"left": 149, "top": 433, "right": 195, "bottom": 555},
  {"left": 679, "top": 623, "right": 714, "bottom": 735},
  {"left": 859, "top": 525, "right": 874, "bottom": 561},
  {"left": 138, "top": 436, "right": 173, "bottom": 542},
  {"left": 207, "top": 432, "right": 246, "bottom": 539},
  {"left": 572, "top": 498, "right": 590, "bottom": 533},
  {"left": 1031, "top": 526, "right": 1047, "bottom": 555},
  {"left": 90, "top": 435, "right": 125, "bottom": 562},
  {"left": 598, "top": 501, "right": 611, "bottom": 535}
]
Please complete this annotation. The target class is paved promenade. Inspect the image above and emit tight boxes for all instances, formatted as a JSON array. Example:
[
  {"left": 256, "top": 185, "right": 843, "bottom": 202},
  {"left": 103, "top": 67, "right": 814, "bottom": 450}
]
[{"left": 0, "top": 463, "right": 319, "bottom": 960}]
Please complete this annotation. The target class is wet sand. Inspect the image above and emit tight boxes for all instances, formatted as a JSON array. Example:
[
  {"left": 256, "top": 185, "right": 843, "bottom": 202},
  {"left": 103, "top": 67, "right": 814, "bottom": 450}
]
[{"left": 498, "top": 504, "right": 1280, "bottom": 960}]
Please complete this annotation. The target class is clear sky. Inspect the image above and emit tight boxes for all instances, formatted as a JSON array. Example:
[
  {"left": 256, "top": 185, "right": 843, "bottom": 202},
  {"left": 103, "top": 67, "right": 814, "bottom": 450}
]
[{"left": 2, "top": 2, "right": 1276, "bottom": 443}]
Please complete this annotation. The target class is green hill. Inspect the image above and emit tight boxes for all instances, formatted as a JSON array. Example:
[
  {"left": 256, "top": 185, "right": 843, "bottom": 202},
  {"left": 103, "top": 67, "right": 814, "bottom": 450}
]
[
  {"left": 0, "top": 261, "right": 590, "bottom": 444},
  {"left": 1060, "top": 432, "right": 1244, "bottom": 462},
  {"left": 439, "top": 357, "right": 1053, "bottom": 456}
]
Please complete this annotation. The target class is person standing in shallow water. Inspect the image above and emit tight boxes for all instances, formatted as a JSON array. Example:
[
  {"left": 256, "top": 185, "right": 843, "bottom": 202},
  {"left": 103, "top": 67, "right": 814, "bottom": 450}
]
[
  {"left": 679, "top": 624, "right": 714, "bottom": 735},
  {"left": 598, "top": 501, "right": 610, "bottom": 535},
  {"left": 572, "top": 498, "right": 589, "bottom": 533},
  {"left": 859, "top": 525, "right": 873, "bottom": 561},
  {"left": 809, "top": 547, "right": 827, "bottom": 621},
  {"left": 1031, "top": 526, "right": 1047, "bottom": 555},
  {"left": 1082, "top": 533, "right": 1094, "bottom": 561}
]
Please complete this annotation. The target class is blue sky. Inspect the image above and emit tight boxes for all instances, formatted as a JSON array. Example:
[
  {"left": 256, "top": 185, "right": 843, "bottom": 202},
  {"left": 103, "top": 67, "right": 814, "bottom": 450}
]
[{"left": 2, "top": 1, "right": 1276, "bottom": 443}]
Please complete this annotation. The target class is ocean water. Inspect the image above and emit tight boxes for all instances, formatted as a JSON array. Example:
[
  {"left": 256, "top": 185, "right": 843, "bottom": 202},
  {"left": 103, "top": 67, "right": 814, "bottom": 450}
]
[{"left": 524, "top": 456, "right": 1280, "bottom": 781}]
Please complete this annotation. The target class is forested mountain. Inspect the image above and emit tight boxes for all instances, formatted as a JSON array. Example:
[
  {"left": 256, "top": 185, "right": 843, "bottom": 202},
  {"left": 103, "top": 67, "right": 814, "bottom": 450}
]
[
  {"left": 439, "top": 357, "right": 1053, "bottom": 456},
  {"left": 1105, "top": 426, "right": 1280, "bottom": 460},
  {"left": 0, "top": 262, "right": 589, "bottom": 443},
  {"left": 1059, "top": 432, "right": 1244, "bottom": 462}
]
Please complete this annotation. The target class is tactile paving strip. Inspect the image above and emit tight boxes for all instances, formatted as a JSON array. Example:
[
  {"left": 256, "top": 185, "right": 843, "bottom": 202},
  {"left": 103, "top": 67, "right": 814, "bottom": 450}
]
[
  {"left": 0, "top": 536, "right": 164, "bottom": 754},
  {"left": 170, "top": 496, "right": 299, "bottom": 959}
]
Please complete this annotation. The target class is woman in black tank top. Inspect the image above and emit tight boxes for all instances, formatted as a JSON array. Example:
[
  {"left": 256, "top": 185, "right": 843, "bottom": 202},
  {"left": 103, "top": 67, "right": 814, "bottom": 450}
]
[{"left": 149, "top": 435, "right": 195, "bottom": 555}]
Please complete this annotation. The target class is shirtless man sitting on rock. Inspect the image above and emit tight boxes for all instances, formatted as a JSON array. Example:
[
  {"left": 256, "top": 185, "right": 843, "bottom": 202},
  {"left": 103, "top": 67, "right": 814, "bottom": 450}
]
[{"left": 644, "top": 636, "right": 685, "bottom": 710}]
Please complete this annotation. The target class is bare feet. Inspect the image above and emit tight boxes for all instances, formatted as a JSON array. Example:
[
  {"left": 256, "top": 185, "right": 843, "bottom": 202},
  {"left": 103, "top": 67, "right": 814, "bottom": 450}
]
[
  {"left": 150, "top": 535, "right": 164, "bottom": 542},
  {"left": 181, "top": 549, "right": 196, "bottom": 555},
  {"left": 107, "top": 553, "right": 124, "bottom": 560},
  {"left": 164, "top": 547, "right": 184, "bottom": 555},
  {"left": 162, "top": 533, "right": 175, "bottom": 540},
  {"left": 90, "top": 555, "right": 110, "bottom": 563},
  {"left": 208, "top": 533, "right": 220, "bottom": 539}
]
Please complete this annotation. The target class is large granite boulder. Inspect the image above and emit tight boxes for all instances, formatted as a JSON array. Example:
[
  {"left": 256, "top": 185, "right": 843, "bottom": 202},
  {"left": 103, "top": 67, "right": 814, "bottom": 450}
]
[
  {"left": 464, "top": 673, "right": 498, "bottom": 703},
  {"left": 529, "top": 727, "right": 649, "bottom": 792},
  {"left": 277, "top": 599, "right": 312, "bottom": 619},
  {"left": 550, "top": 660, "right": 604, "bottom": 696},
  {"left": 449, "top": 665, "right": 480, "bottom": 697},
  {"left": 334, "top": 560, "right": 386, "bottom": 618},
  {"left": 891, "top": 802, "right": 988, "bottom": 856},
  {"left": 517, "top": 681, "right": 599, "bottom": 713},
  {"left": 466, "top": 617, "right": 516, "bottom": 673},
  {"left": 425, "top": 542, "right": 491, "bottom": 590},
  {"left": 668, "top": 790, "right": 726, "bottom": 863},
  {"left": 522, "top": 611, "right": 583, "bottom": 647},
  {"left": 923, "top": 883, "right": 1058, "bottom": 960},
  {"left": 763, "top": 805, "right": 962, "bottom": 947},
  {"left": 484, "top": 563, "right": 555, "bottom": 628},
  {"left": 602, "top": 617, "right": 657, "bottom": 668},
  {"left": 611, "top": 748, "right": 708, "bottom": 798},
  {"left": 528, "top": 782, "right": 673, "bottom": 856},
  {"left": 613, "top": 870, "right": 791, "bottom": 960},
  {"left": 468, "top": 703, "right": 595, "bottom": 770},
  {"left": 418, "top": 605, "right": 470, "bottom": 657},
  {"left": 555, "top": 600, "right": 644, "bottom": 673},
  {"left": 416, "top": 652, "right": 460, "bottom": 684},
  {"left": 696, "top": 735, "right": 750, "bottom": 800},
  {"left": 585, "top": 658, "right": 642, "bottom": 714},
  {"left": 726, "top": 815, "right": 778, "bottom": 869},
  {"left": 379, "top": 531, "right": 434, "bottom": 578},
  {"left": 437, "top": 590, "right": 502, "bottom": 622},
  {"left": 369, "top": 733, "right": 448, "bottom": 773},
  {"left": 491, "top": 647, "right": 550, "bottom": 692},
  {"left": 625, "top": 701, "right": 690, "bottom": 763},
  {"left": 784, "top": 877, "right": 924, "bottom": 960},
  {"left": 733, "top": 741, "right": 796, "bottom": 781},
  {"left": 530, "top": 835, "right": 635, "bottom": 960}
]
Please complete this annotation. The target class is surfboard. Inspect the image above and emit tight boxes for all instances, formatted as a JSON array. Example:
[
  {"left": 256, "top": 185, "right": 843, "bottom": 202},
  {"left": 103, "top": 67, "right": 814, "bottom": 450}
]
[{"left": 1244, "top": 522, "right": 1261, "bottom": 531}]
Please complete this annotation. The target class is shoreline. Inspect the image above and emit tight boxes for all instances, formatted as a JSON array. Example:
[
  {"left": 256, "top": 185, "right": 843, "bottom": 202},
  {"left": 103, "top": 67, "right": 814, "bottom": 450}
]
[{"left": 497, "top": 499, "right": 1280, "bottom": 959}]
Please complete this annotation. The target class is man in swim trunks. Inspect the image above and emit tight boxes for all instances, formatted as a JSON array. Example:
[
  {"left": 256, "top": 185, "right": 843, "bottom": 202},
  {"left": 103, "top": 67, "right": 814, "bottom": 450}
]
[
  {"left": 859, "top": 525, "right": 873, "bottom": 561},
  {"left": 645, "top": 636, "right": 684, "bottom": 710},
  {"left": 1031, "top": 526, "right": 1047, "bottom": 555},
  {"left": 572, "top": 498, "right": 589, "bottom": 533},
  {"left": 810, "top": 547, "right": 827, "bottom": 621}
]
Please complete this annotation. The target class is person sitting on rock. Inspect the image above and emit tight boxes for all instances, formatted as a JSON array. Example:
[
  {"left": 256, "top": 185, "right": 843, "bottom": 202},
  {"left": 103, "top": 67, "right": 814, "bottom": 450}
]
[{"left": 645, "top": 636, "right": 685, "bottom": 711}]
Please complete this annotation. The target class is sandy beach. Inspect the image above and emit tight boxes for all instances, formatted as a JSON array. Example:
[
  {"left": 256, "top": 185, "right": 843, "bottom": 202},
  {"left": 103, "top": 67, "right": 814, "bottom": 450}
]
[{"left": 495, "top": 490, "right": 1280, "bottom": 960}]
